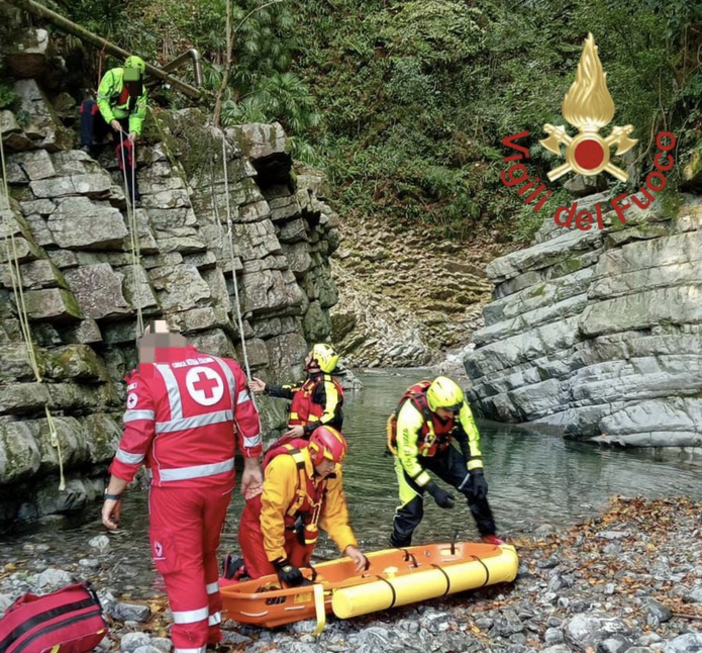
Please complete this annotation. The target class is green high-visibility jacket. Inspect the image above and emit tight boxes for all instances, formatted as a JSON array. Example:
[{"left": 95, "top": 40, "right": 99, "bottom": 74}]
[{"left": 96, "top": 67, "right": 148, "bottom": 136}]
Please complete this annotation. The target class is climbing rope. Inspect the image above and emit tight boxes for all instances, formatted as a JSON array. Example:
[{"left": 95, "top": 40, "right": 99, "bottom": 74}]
[
  {"left": 0, "top": 131, "right": 65, "bottom": 490},
  {"left": 118, "top": 128, "right": 144, "bottom": 343},
  {"left": 219, "top": 134, "right": 256, "bottom": 403},
  {"left": 95, "top": 43, "right": 107, "bottom": 93}
]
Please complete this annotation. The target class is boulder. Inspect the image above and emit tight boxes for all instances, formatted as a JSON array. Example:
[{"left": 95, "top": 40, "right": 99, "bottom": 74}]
[
  {"left": 12, "top": 149, "right": 56, "bottom": 180},
  {"left": 663, "top": 633, "right": 702, "bottom": 653},
  {"left": 24, "top": 288, "right": 83, "bottom": 321},
  {"left": 64, "top": 264, "right": 131, "bottom": 319},
  {"left": 33, "top": 568, "right": 73, "bottom": 592},
  {"left": 14, "top": 79, "right": 65, "bottom": 151},
  {"left": 111, "top": 603, "right": 151, "bottom": 623},
  {"left": 59, "top": 318, "right": 103, "bottom": 344},
  {"left": 149, "top": 264, "right": 211, "bottom": 311},
  {"left": 563, "top": 612, "right": 631, "bottom": 651},
  {"left": 0, "top": 110, "right": 26, "bottom": 152},
  {"left": 48, "top": 197, "right": 128, "bottom": 249},
  {"left": 282, "top": 242, "right": 313, "bottom": 275},
  {"left": 230, "top": 122, "right": 287, "bottom": 160},
  {"left": 6, "top": 29, "right": 51, "bottom": 78},
  {"left": 0, "top": 416, "right": 42, "bottom": 482},
  {"left": 122, "top": 264, "right": 159, "bottom": 312},
  {"left": 0, "top": 258, "right": 63, "bottom": 290}
]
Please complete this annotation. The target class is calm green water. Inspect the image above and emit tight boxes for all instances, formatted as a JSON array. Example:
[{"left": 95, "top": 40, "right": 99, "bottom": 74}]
[{"left": 3, "top": 368, "right": 702, "bottom": 594}]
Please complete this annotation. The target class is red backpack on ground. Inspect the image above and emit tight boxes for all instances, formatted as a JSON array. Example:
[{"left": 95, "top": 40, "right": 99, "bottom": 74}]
[{"left": 0, "top": 582, "right": 107, "bottom": 653}]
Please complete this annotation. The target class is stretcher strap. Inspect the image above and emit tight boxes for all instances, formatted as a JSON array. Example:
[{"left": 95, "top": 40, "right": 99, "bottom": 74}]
[
  {"left": 468, "top": 555, "right": 491, "bottom": 587},
  {"left": 376, "top": 575, "right": 397, "bottom": 609},
  {"left": 431, "top": 564, "right": 451, "bottom": 596},
  {"left": 312, "top": 583, "right": 326, "bottom": 636}
]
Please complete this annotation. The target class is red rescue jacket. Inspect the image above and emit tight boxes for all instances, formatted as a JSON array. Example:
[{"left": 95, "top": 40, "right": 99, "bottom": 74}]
[{"left": 109, "top": 345, "right": 262, "bottom": 488}]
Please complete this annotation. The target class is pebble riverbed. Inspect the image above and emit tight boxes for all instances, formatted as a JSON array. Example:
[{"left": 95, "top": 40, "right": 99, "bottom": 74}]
[{"left": 3, "top": 496, "right": 702, "bottom": 653}]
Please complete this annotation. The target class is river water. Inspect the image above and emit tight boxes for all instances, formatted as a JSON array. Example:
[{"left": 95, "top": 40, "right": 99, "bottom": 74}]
[{"left": 2, "top": 368, "right": 701, "bottom": 596}]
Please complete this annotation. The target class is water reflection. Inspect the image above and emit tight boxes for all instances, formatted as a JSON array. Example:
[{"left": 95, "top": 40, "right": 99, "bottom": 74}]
[{"left": 336, "top": 370, "right": 702, "bottom": 551}]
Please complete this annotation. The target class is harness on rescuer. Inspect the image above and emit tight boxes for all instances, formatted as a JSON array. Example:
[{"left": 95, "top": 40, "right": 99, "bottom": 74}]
[
  {"left": 262, "top": 426, "right": 347, "bottom": 546},
  {"left": 386, "top": 381, "right": 448, "bottom": 456},
  {"left": 263, "top": 441, "right": 327, "bottom": 546},
  {"left": 287, "top": 374, "right": 343, "bottom": 429}
]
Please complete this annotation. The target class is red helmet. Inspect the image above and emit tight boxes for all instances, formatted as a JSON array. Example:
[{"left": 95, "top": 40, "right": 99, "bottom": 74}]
[{"left": 308, "top": 426, "right": 348, "bottom": 465}]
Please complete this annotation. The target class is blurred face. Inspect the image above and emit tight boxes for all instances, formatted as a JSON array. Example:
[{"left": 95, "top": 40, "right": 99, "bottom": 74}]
[
  {"left": 138, "top": 320, "right": 187, "bottom": 363},
  {"left": 314, "top": 458, "right": 335, "bottom": 477},
  {"left": 436, "top": 407, "right": 457, "bottom": 420},
  {"left": 305, "top": 351, "right": 320, "bottom": 372}
]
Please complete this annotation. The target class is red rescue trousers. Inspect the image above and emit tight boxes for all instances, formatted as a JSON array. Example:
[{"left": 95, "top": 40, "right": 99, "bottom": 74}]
[
  {"left": 238, "top": 494, "right": 315, "bottom": 579},
  {"left": 149, "top": 485, "right": 231, "bottom": 652}
]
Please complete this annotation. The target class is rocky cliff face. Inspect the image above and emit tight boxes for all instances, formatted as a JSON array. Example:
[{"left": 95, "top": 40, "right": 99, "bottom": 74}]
[
  {"left": 463, "top": 193, "right": 702, "bottom": 451},
  {"left": 0, "top": 32, "right": 342, "bottom": 527},
  {"left": 331, "top": 218, "right": 504, "bottom": 367}
]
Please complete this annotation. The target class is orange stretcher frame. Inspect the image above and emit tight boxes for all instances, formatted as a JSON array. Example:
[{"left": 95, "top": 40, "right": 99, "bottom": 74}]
[{"left": 219, "top": 541, "right": 519, "bottom": 632}]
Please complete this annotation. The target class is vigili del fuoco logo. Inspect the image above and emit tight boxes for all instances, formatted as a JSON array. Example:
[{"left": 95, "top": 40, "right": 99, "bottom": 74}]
[{"left": 500, "top": 33, "right": 675, "bottom": 231}]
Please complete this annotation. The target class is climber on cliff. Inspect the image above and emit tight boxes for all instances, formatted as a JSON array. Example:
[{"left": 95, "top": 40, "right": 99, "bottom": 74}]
[
  {"left": 248, "top": 343, "right": 344, "bottom": 448},
  {"left": 79, "top": 55, "right": 148, "bottom": 204},
  {"left": 387, "top": 375, "right": 504, "bottom": 548},
  {"left": 101, "top": 319, "right": 263, "bottom": 652}
]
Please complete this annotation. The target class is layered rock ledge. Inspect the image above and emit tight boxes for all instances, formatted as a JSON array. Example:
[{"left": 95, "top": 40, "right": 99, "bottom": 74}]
[
  {"left": 464, "top": 194, "right": 702, "bottom": 451},
  {"left": 0, "top": 38, "right": 342, "bottom": 526}
]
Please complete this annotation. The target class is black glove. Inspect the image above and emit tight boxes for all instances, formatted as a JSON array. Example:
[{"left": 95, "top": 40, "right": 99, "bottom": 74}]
[
  {"left": 462, "top": 469, "right": 488, "bottom": 500},
  {"left": 426, "top": 482, "right": 455, "bottom": 509},
  {"left": 274, "top": 559, "right": 304, "bottom": 587}
]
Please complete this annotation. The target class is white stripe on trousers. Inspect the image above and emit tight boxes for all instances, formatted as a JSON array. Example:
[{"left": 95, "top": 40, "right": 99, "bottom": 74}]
[{"left": 172, "top": 606, "right": 209, "bottom": 624}]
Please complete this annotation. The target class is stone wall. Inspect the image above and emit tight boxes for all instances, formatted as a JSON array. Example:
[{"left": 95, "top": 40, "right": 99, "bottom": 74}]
[
  {"left": 0, "top": 36, "right": 341, "bottom": 526},
  {"left": 463, "top": 193, "right": 702, "bottom": 450}
]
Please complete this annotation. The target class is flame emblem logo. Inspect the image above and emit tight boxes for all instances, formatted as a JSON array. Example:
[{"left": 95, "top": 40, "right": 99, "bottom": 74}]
[{"left": 540, "top": 33, "right": 637, "bottom": 182}]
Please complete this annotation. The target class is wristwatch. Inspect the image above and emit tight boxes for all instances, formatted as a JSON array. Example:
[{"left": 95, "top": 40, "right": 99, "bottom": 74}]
[{"left": 104, "top": 490, "right": 123, "bottom": 501}]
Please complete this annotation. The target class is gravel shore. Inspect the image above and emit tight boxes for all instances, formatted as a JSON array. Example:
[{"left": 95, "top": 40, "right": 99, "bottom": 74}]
[{"left": 2, "top": 497, "right": 702, "bottom": 653}]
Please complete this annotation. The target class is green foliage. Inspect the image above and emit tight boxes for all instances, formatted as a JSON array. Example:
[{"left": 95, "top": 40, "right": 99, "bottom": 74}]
[
  {"left": 287, "top": 0, "right": 702, "bottom": 241},
  {"left": 0, "top": 83, "right": 17, "bottom": 111},
  {"left": 373, "top": 1, "right": 484, "bottom": 65},
  {"left": 221, "top": 72, "right": 321, "bottom": 133},
  {"left": 55, "top": 0, "right": 702, "bottom": 242},
  {"left": 0, "top": 55, "right": 17, "bottom": 111}
]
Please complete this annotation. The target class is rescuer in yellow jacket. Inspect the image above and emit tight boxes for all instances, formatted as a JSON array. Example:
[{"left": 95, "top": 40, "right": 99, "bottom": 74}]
[
  {"left": 237, "top": 426, "right": 366, "bottom": 585},
  {"left": 388, "top": 376, "right": 503, "bottom": 547}
]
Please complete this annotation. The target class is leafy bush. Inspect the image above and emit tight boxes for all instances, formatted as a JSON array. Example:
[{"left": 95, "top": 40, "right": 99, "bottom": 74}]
[
  {"left": 56, "top": 0, "right": 702, "bottom": 242},
  {"left": 0, "top": 83, "right": 17, "bottom": 111}
]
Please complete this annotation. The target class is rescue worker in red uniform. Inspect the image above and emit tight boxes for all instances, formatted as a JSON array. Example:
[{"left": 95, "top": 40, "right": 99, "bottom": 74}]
[
  {"left": 387, "top": 376, "right": 503, "bottom": 548},
  {"left": 101, "top": 320, "right": 263, "bottom": 653},
  {"left": 237, "top": 426, "right": 366, "bottom": 585},
  {"left": 248, "top": 343, "right": 343, "bottom": 442}
]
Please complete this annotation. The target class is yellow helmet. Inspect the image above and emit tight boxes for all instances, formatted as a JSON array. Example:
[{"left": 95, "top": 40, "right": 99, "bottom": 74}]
[
  {"left": 124, "top": 55, "right": 146, "bottom": 74},
  {"left": 310, "top": 343, "right": 339, "bottom": 373},
  {"left": 426, "top": 376, "right": 464, "bottom": 412}
]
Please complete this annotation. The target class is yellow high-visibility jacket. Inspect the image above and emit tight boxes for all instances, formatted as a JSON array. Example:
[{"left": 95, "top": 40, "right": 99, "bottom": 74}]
[
  {"left": 396, "top": 400, "right": 484, "bottom": 487},
  {"left": 261, "top": 447, "right": 357, "bottom": 562}
]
